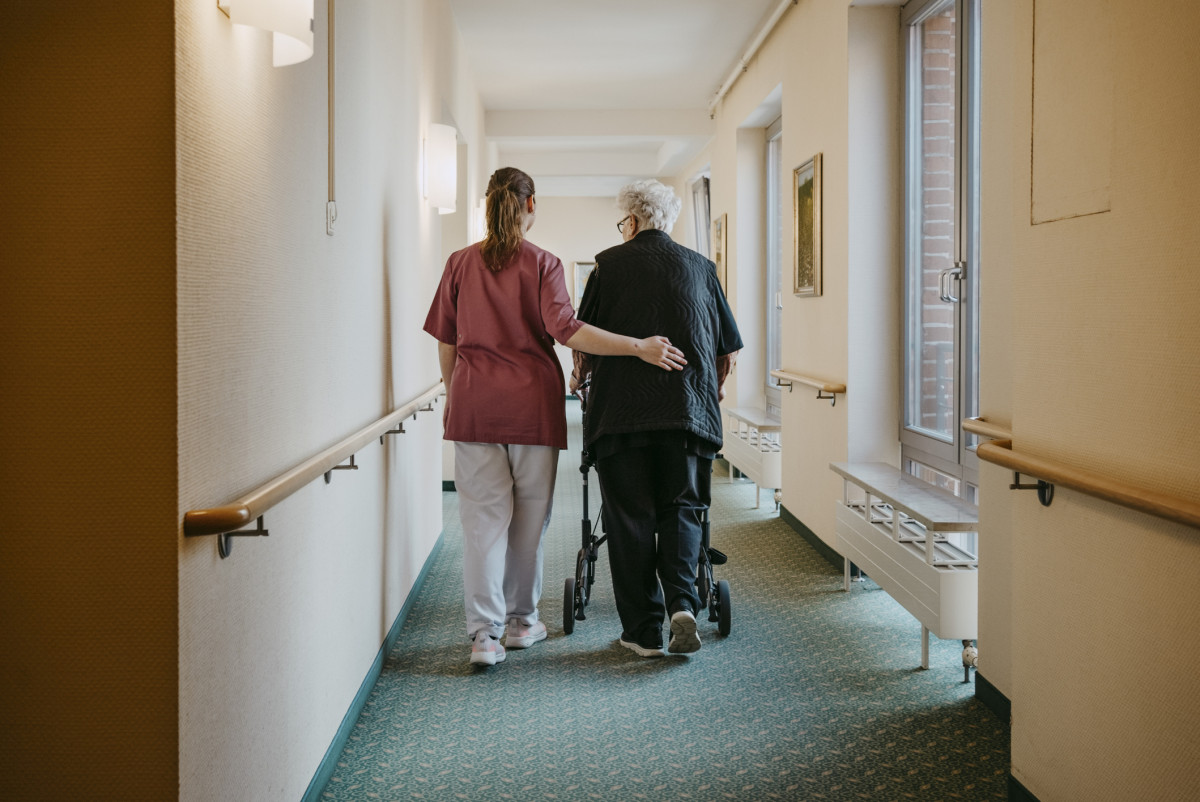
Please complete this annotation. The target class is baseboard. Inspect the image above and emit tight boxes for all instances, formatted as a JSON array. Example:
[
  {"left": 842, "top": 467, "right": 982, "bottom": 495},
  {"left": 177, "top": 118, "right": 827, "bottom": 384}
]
[
  {"left": 442, "top": 480, "right": 456, "bottom": 491},
  {"left": 779, "top": 504, "right": 844, "bottom": 572},
  {"left": 1008, "top": 774, "right": 1040, "bottom": 801},
  {"left": 974, "top": 671, "right": 1011, "bottom": 723},
  {"left": 300, "top": 533, "right": 446, "bottom": 802}
]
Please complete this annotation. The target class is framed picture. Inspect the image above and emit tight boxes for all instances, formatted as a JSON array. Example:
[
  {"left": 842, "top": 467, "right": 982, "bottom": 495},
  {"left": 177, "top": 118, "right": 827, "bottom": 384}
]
[
  {"left": 572, "top": 261, "right": 596, "bottom": 307},
  {"left": 793, "top": 153, "right": 823, "bottom": 297},
  {"left": 711, "top": 213, "right": 728, "bottom": 292}
]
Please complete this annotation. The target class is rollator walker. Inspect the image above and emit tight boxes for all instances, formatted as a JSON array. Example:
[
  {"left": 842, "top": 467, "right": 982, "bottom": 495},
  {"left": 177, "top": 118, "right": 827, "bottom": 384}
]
[{"left": 562, "top": 380, "right": 732, "bottom": 637}]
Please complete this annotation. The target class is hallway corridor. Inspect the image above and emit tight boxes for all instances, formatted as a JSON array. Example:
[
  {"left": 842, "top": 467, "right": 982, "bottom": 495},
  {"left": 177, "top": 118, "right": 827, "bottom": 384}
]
[{"left": 319, "top": 402, "right": 1009, "bottom": 801}]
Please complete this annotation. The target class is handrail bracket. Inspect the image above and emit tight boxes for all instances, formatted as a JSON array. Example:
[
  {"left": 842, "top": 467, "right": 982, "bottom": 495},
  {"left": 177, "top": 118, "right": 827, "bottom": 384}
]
[
  {"left": 218, "top": 516, "right": 269, "bottom": 559},
  {"left": 1010, "top": 471, "right": 1055, "bottom": 507},
  {"left": 777, "top": 379, "right": 794, "bottom": 393},
  {"left": 380, "top": 422, "right": 406, "bottom": 444},
  {"left": 325, "top": 454, "right": 359, "bottom": 484},
  {"left": 817, "top": 389, "right": 837, "bottom": 406}
]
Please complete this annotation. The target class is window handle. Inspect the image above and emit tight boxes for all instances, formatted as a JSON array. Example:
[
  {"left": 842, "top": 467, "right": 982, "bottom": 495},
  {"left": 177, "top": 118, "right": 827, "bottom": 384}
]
[{"left": 939, "top": 262, "right": 965, "bottom": 303}]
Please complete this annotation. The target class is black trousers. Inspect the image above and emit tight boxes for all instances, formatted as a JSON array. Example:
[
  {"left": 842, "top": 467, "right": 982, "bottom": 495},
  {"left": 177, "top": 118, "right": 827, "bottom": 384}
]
[{"left": 594, "top": 443, "right": 711, "bottom": 645}]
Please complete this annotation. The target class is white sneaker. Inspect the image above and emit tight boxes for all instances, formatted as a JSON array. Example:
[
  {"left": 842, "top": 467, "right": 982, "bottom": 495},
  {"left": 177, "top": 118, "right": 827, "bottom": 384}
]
[
  {"left": 504, "top": 621, "right": 547, "bottom": 649},
  {"left": 470, "top": 634, "right": 506, "bottom": 666},
  {"left": 668, "top": 610, "right": 701, "bottom": 654}
]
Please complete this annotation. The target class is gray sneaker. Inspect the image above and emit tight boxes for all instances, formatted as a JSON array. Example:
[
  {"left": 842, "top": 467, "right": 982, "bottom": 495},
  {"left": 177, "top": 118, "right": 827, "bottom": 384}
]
[{"left": 668, "top": 610, "right": 701, "bottom": 654}]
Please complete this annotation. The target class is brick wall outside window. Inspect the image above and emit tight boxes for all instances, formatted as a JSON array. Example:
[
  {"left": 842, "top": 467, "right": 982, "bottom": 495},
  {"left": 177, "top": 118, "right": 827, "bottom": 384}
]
[{"left": 917, "top": 10, "right": 956, "bottom": 434}]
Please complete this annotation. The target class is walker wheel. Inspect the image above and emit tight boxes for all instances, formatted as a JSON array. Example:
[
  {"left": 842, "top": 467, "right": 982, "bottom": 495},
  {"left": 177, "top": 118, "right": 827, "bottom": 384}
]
[
  {"left": 562, "top": 577, "right": 576, "bottom": 635},
  {"left": 716, "top": 580, "right": 731, "bottom": 636}
]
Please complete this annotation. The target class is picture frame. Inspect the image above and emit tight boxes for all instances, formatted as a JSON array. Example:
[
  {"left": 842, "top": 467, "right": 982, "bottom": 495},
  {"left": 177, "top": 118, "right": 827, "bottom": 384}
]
[
  {"left": 572, "top": 261, "right": 596, "bottom": 307},
  {"left": 711, "top": 213, "right": 728, "bottom": 293},
  {"left": 793, "top": 153, "right": 823, "bottom": 297}
]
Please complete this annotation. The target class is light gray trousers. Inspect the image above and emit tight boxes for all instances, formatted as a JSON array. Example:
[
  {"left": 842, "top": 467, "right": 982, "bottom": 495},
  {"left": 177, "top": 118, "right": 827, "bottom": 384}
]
[{"left": 454, "top": 441, "right": 558, "bottom": 640}]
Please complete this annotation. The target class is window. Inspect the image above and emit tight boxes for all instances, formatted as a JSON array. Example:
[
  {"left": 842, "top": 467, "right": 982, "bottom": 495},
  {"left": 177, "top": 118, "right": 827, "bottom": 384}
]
[
  {"left": 765, "top": 117, "right": 783, "bottom": 409},
  {"left": 901, "top": 0, "right": 981, "bottom": 493}
]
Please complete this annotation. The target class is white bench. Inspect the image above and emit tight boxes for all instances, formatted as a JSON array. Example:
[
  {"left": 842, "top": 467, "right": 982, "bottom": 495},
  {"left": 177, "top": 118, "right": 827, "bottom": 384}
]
[
  {"left": 830, "top": 462, "right": 978, "bottom": 672},
  {"left": 721, "top": 406, "right": 782, "bottom": 508}
]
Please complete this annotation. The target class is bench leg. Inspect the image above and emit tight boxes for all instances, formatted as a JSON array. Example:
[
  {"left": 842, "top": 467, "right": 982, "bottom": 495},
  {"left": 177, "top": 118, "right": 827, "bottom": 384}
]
[
  {"left": 962, "top": 640, "right": 978, "bottom": 683},
  {"left": 921, "top": 625, "right": 930, "bottom": 670}
]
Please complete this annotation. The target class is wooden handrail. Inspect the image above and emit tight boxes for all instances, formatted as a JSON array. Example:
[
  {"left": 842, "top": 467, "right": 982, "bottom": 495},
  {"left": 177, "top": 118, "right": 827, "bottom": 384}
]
[
  {"left": 962, "top": 416, "right": 1012, "bottom": 440},
  {"left": 184, "top": 381, "right": 444, "bottom": 540},
  {"left": 976, "top": 439, "right": 1200, "bottom": 530},
  {"left": 770, "top": 369, "right": 846, "bottom": 405}
]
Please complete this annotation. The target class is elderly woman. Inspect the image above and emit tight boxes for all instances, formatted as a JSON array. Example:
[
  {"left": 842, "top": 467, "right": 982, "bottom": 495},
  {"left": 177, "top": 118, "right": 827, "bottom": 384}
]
[{"left": 572, "top": 179, "right": 742, "bottom": 658}]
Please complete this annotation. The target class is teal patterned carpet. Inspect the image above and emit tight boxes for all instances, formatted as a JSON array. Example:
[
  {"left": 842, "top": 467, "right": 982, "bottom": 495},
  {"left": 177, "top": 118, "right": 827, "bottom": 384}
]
[{"left": 321, "top": 403, "right": 1009, "bottom": 801}]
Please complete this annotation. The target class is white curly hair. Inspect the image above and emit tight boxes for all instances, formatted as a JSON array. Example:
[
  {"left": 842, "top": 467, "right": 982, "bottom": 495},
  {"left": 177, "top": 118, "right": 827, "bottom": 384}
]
[{"left": 617, "top": 179, "right": 682, "bottom": 233}]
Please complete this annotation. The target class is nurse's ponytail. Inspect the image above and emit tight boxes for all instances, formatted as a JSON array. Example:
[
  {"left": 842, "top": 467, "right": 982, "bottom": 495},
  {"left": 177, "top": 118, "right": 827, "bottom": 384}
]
[{"left": 480, "top": 167, "right": 535, "bottom": 272}]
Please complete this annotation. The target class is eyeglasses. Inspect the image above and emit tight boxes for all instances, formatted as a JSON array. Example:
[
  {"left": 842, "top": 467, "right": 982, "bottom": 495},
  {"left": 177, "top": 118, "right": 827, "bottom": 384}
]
[{"left": 617, "top": 215, "right": 632, "bottom": 234}]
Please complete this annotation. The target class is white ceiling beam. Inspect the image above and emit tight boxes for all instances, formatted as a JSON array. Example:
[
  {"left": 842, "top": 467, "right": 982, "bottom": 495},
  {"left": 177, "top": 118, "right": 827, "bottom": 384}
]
[
  {"left": 487, "top": 109, "right": 714, "bottom": 139},
  {"left": 496, "top": 149, "right": 660, "bottom": 177},
  {"left": 533, "top": 176, "right": 639, "bottom": 198}
]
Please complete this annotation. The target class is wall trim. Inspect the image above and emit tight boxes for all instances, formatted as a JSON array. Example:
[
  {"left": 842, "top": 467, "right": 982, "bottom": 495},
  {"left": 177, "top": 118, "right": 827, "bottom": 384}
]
[
  {"left": 1009, "top": 774, "right": 1040, "bottom": 802},
  {"left": 300, "top": 533, "right": 446, "bottom": 802},
  {"left": 779, "top": 504, "right": 843, "bottom": 571},
  {"left": 974, "top": 671, "right": 1011, "bottom": 723}
]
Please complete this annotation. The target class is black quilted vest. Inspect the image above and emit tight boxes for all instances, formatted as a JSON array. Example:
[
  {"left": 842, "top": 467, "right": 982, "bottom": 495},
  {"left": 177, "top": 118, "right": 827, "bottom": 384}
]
[{"left": 576, "top": 229, "right": 742, "bottom": 449}]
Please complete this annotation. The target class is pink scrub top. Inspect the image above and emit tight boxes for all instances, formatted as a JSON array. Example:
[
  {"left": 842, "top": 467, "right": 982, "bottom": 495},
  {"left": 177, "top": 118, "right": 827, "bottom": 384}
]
[{"left": 424, "top": 239, "right": 585, "bottom": 449}]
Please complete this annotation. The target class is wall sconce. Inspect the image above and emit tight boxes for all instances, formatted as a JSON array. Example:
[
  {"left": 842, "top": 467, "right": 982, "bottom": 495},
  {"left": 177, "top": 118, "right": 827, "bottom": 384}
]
[
  {"left": 423, "top": 123, "right": 458, "bottom": 215},
  {"left": 219, "top": 0, "right": 315, "bottom": 67}
]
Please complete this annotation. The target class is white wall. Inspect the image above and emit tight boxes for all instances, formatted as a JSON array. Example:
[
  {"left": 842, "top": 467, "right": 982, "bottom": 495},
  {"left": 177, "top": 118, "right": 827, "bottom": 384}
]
[
  {"left": 986, "top": 0, "right": 1200, "bottom": 798},
  {"left": 976, "top": 0, "right": 1018, "bottom": 707},
  {"left": 176, "top": 1, "right": 482, "bottom": 799},
  {"left": 527, "top": 195, "right": 627, "bottom": 381},
  {"left": 734, "top": 127, "right": 768, "bottom": 410},
  {"left": 530, "top": 195, "right": 625, "bottom": 296},
  {"left": 699, "top": 0, "right": 899, "bottom": 540},
  {"left": 846, "top": 6, "right": 902, "bottom": 465}
]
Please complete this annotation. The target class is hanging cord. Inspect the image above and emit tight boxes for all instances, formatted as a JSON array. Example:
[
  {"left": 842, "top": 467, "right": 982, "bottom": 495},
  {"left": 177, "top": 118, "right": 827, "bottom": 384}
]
[{"left": 326, "top": 0, "right": 337, "bottom": 236}]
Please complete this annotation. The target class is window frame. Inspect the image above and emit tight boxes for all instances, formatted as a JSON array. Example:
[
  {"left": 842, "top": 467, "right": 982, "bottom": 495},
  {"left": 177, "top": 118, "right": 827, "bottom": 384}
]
[{"left": 899, "top": 0, "right": 982, "bottom": 492}]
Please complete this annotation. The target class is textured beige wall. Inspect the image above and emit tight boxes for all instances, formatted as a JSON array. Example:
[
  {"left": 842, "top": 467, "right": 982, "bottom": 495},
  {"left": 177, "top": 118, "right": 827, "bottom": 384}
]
[
  {"left": 176, "top": 1, "right": 480, "bottom": 799},
  {"left": 988, "top": 0, "right": 1200, "bottom": 798},
  {"left": 0, "top": 3, "right": 179, "bottom": 799}
]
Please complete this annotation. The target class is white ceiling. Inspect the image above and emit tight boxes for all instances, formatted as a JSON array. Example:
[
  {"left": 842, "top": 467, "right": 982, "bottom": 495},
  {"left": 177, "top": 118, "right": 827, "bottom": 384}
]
[{"left": 446, "top": 0, "right": 784, "bottom": 195}]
